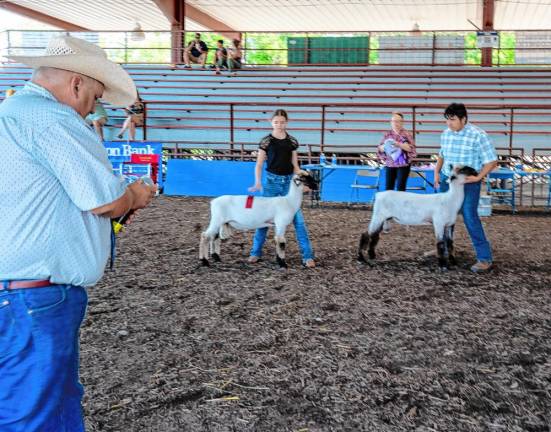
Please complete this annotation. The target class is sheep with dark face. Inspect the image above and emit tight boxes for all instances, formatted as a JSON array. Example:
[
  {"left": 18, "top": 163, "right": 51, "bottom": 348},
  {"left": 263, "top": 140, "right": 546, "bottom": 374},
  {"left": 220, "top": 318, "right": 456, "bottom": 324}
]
[
  {"left": 357, "top": 166, "right": 479, "bottom": 271},
  {"left": 199, "top": 171, "right": 318, "bottom": 268}
]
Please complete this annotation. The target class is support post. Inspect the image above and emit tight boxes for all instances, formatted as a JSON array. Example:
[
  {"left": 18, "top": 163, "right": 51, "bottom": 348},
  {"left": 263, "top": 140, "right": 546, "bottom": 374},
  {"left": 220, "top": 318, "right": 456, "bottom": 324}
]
[
  {"left": 481, "top": 0, "right": 495, "bottom": 67},
  {"left": 320, "top": 105, "right": 326, "bottom": 152}
]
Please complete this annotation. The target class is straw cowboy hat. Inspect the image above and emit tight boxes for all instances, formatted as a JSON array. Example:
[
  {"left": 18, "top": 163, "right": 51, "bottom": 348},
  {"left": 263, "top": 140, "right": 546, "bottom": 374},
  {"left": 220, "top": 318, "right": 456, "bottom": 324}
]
[{"left": 8, "top": 35, "right": 136, "bottom": 106}]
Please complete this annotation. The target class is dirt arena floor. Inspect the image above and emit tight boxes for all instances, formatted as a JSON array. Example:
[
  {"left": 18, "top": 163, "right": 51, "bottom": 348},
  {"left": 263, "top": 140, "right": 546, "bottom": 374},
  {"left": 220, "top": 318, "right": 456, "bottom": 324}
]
[{"left": 83, "top": 196, "right": 551, "bottom": 432}]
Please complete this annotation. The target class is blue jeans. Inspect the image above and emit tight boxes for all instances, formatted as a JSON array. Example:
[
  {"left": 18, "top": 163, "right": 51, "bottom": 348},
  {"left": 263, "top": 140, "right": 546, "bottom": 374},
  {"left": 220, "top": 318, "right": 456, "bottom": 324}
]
[
  {"left": 440, "top": 174, "right": 492, "bottom": 263},
  {"left": 0, "top": 284, "right": 87, "bottom": 432},
  {"left": 250, "top": 172, "right": 314, "bottom": 262},
  {"left": 385, "top": 165, "right": 411, "bottom": 191}
]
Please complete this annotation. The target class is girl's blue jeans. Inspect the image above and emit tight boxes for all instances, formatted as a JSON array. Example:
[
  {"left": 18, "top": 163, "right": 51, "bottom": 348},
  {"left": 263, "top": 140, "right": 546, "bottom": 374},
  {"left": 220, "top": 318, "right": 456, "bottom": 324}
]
[{"left": 250, "top": 172, "right": 314, "bottom": 262}]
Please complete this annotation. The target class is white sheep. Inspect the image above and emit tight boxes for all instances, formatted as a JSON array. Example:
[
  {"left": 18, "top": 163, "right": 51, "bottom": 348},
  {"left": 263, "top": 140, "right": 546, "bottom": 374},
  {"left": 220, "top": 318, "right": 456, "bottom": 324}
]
[
  {"left": 357, "top": 166, "right": 478, "bottom": 271},
  {"left": 199, "top": 171, "right": 318, "bottom": 268}
]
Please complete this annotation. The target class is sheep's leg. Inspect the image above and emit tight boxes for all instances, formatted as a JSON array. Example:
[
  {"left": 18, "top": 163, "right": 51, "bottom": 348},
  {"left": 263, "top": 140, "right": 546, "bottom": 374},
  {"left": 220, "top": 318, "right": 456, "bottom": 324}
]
[
  {"left": 445, "top": 225, "right": 456, "bottom": 266},
  {"left": 357, "top": 231, "right": 370, "bottom": 263},
  {"left": 358, "top": 214, "right": 385, "bottom": 263},
  {"left": 199, "top": 232, "right": 211, "bottom": 266},
  {"left": 212, "top": 233, "right": 221, "bottom": 262},
  {"left": 434, "top": 223, "right": 449, "bottom": 271},
  {"left": 273, "top": 219, "right": 290, "bottom": 268},
  {"left": 200, "top": 219, "right": 222, "bottom": 266},
  {"left": 274, "top": 235, "right": 287, "bottom": 268},
  {"left": 367, "top": 227, "right": 382, "bottom": 260}
]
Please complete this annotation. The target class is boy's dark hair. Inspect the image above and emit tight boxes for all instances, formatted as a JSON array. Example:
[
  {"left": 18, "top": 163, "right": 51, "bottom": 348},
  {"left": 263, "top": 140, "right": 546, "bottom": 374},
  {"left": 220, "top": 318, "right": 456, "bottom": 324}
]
[
  {"left": 217, "top": 39, "right": 224, "bottom": 44},
  {"left": 444, "top": 103, "right": 468, "bottom": 120},
  {"left": 272, "top": 109, "right": 288, "bottom": 120}
]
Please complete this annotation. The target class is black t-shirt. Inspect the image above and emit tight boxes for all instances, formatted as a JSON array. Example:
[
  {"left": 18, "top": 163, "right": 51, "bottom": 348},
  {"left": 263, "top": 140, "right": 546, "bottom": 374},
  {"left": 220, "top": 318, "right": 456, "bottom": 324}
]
[
  {"left": 259, "top": 134, "right": 299, "bottom": 175},
  {"left": 189, "top": 40, "right": 208, "bottom": 57}
]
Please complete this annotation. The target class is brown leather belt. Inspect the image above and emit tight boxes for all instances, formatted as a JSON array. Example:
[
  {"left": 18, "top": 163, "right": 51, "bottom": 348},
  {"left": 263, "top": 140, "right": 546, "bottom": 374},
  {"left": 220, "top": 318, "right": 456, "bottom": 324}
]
[{"left": 1, "top": 280, "right": 54, "bottom": 290}]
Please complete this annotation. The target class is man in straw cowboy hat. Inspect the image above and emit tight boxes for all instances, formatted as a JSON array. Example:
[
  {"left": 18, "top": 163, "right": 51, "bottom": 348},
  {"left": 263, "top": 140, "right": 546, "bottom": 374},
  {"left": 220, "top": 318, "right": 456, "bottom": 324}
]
[{"left": 0, "top": 36, "right": 156, "bottom": 431}]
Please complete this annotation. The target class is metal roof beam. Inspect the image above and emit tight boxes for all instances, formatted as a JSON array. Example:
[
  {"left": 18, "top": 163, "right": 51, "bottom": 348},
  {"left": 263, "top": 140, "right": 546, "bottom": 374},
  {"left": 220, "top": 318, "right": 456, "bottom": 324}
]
[
  {"left": 0, "top": 1, "right": 90, "bottom": 31},
  {"left": 481, "top": 0, "right": 495, "bottom": 67},
  {"left": 153, "top": 0, "right": 240, "bottom": 39}
]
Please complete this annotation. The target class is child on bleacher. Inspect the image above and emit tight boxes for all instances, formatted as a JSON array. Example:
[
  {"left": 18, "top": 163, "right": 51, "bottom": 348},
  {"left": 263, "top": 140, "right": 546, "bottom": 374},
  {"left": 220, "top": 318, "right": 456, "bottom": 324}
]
[
  {"left": 227, "top": 39, "right": 242, "bottom": 74},
  {"left": 248, "top": 109, "right": 316, "bottom": 268},
  {"left": 117, "top": 95, "right": 144, "bottom": 141},
  {"left": 214, "top": 39, "right": 228, "bottom": 75}
]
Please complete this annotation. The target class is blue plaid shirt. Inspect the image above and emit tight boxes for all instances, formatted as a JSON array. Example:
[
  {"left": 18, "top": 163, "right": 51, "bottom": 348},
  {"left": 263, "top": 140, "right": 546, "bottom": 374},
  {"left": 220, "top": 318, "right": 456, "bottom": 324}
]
[
  {"left": 439, "top": 123, "right": 497, "bottom": 177},
  {"left": 0, "top": 82, "right": 125, "bottom": 286}
]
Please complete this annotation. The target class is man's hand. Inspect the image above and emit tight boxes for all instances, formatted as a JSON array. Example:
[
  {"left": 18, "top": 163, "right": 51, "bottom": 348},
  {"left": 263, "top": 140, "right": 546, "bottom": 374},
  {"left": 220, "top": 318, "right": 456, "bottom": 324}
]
[{"left": 128, "top": 179, "right": 157, "bottom": 209}]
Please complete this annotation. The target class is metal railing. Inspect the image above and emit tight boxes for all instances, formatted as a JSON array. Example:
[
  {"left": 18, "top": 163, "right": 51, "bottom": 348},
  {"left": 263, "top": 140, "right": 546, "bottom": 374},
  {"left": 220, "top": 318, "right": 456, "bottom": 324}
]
[{"left": 3, "top": 29, "right": 551, "bottom": 66}]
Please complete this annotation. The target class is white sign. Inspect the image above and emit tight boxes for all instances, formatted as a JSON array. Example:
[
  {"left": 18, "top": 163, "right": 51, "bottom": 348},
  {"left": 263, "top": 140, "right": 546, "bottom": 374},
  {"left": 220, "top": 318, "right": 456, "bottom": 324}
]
[{"left": 476, "top": 31, "right": 499, "bottom": 48}]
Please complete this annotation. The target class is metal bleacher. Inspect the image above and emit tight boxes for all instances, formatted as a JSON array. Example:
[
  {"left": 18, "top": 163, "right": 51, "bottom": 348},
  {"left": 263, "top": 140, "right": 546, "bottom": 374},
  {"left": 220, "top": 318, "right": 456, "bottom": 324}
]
[
  {"left": 2, "top": 62, "right": 550, "bottom": 206},
  {"left": 2, "top": 64, "right": 551, "bottom": 161}
]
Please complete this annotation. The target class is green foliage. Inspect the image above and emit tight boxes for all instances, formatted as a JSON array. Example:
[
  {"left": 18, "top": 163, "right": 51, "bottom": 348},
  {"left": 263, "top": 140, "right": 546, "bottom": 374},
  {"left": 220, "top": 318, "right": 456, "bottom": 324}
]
[
  {"left": 369, "top": 36, "right": 379, "bottom": 64},
  {"left": 243, "top": 33, "right": 289, "bottom": 65},
  {"left": 464, "top": 33, "right": 481, "bottom": 65},
  {"left": 103, "top": 32, "right": 171, "bottom": 64},
  {"left": 464, "top": 32, "right": 516, "bottom": 65},
  {"left": 98, "top": 30, "right": 517, "bottom": 67},
  {"left": 495, "top": 32, "right": 516, "bottom": 65}
]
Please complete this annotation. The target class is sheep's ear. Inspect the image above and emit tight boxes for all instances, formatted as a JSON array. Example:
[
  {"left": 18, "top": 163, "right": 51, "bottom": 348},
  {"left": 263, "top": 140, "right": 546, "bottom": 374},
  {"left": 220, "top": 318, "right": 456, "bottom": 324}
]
[{"left": 448, "top": 164, "right": 454, "bottom": 172}]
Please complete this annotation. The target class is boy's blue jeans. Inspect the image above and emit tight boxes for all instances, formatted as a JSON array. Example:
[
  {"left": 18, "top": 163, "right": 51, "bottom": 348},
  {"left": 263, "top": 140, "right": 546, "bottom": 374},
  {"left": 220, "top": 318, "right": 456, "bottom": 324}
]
[
  {"left": 0, "top": 284, "right": 87, "bottom": 432},
  {"left": 440, "top": 174, "right": 492, "bottom": 263},
  {"left": 250, "top": 172, "right": 314, "bottom": 262}
]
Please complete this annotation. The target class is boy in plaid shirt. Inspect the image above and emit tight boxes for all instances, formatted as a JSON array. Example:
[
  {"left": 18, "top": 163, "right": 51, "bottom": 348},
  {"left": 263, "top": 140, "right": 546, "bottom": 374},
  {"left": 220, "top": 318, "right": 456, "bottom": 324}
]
[{"left": 435, "top": 103, "right": 498, "bottom": 273}]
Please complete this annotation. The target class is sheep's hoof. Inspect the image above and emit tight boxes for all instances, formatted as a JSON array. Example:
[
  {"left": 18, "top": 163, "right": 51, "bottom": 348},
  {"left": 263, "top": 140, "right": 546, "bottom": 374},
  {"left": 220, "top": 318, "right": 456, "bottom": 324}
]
[
  {"left": 212, "top": 253, "right": 221, "bottom": 262},
  {"left": 200, "top": 258, "right": 210, "bottom": 267},
  {"left": 276, "top": 257, "right": 288, "bottom": 269},
  {"left": 357, "top": 252, "right": 367, "bottom": 264},
  {"left": 439, "top": 266, "right": 449, "bottom": 273}
]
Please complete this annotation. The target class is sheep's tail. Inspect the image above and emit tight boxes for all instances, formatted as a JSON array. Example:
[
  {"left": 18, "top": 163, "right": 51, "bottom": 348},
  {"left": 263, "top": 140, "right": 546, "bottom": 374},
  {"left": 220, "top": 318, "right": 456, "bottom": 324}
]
[{"left": 219, "top": 223, "right": 234, "bottom": 240}]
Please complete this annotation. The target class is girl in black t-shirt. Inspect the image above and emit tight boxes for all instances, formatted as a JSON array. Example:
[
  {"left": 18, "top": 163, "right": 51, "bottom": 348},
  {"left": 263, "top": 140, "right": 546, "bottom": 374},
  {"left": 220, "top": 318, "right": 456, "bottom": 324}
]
[{"left": 248, "top": 109, "right": 315, "bottom": 268}]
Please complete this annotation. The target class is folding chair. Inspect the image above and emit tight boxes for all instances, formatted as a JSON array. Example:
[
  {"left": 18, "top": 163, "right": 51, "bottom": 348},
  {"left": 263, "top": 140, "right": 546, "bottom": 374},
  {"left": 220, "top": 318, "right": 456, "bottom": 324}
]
[
  {"left": 349, "top": 168, "right": 380, "bottom": 205},
  {"left": 405, "top": 170, "right": 428, "bottom": 193},
  {"left": 487, "top": 170, "right": 515, "bottom": 213}
]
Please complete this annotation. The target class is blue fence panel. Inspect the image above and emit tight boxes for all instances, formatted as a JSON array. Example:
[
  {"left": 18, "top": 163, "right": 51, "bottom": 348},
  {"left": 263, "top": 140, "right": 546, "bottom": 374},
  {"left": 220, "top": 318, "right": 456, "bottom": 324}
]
[{"left": 165, "top": 159, "right": 256, "bottom": 196}]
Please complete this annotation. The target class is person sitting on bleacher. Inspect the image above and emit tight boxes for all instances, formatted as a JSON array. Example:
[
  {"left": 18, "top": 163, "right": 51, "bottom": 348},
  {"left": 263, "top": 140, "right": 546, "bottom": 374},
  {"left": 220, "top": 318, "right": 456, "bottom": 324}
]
[
  {"left": 86, "top": 100, "right": 108, "bottom": 141},
  {"left": 214, "top": 39, "right": 228, "bottom": 75},
  {"left": 227, "top": 39, "right": 243, "bottom": 74},
  {"left": 183, "top": 33, "right": 208, "bottom": 69},
  {"left": 117, "top": 95, "right": 144, "bottom": 141}
]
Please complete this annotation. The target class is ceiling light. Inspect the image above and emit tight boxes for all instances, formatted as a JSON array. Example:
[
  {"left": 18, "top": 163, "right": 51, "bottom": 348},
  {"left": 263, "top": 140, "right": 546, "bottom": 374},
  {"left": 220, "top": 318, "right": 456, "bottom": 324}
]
[
  {"left": 411, "top": 22, "right": 421, "bottom": 35},
  {"left": 131, "top": 22, "right": 145, "bottom": 42}
]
